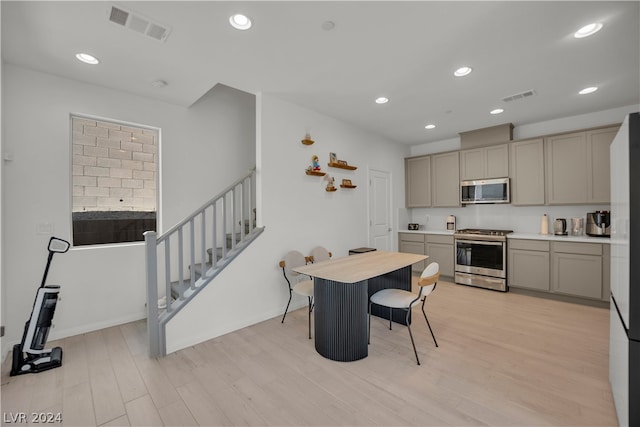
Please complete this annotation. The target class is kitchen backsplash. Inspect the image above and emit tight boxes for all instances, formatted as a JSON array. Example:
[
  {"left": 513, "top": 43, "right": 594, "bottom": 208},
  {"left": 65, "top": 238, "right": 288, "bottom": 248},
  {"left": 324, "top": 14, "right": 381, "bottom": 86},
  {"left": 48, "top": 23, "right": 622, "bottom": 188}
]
[{"left": 399, "top": 204, "right": 610, "bottom": 234}]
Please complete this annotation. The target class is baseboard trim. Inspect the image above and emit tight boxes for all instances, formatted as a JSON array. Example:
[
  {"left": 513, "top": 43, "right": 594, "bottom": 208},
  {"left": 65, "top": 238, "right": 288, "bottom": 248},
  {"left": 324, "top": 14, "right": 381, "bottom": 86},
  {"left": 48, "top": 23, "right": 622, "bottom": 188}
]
[{"left": 509, "top": 287, "right": 610, "bottom": 308}]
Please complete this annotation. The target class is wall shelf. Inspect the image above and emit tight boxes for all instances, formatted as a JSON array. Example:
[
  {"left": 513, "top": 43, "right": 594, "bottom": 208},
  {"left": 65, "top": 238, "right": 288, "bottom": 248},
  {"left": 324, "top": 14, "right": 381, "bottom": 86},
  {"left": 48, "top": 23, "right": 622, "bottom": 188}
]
[
  {"left": 328, "top": 162, "right": 357, "bottom": 171},
  {"left": 340, "top": 184, "right": 357, "bottom": 189},
  {"left": 305, "top": 170, "right": 326, "bottom": 176}
]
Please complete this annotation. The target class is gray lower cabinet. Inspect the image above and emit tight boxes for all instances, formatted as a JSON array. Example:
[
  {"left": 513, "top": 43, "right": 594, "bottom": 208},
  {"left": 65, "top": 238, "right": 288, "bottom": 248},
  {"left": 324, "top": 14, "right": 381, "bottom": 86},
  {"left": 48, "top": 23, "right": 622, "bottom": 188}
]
[
  {"left": 398, "top": 233, "right": 425, "bottom": 273},
  {"left": 551, "top": 242, "right": 603, "bottom": 300},
  {"left": 603, "top": 244, "right": 610, "bottom": 300},
  {"left": 425, "top": 234, "right": 454, "bottom": 278},
  {"left": 508, "top": 239, "right": 550, "bottom": 291},
  {"left": 508, "top": 239, "right": 609, "bottom": 302},
  {"left": 398, "top": 233, "right": 454, "bottom": 276}
]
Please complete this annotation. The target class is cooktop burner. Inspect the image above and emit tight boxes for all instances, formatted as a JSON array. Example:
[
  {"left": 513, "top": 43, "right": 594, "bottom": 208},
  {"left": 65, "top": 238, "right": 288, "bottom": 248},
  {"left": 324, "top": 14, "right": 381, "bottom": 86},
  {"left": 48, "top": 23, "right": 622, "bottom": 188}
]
[
  {"left": 455, "top": 228, "right": 513, "bottom": 236},
  {"left": 454, "top": 229, "right": 514, "bottom": 241}
]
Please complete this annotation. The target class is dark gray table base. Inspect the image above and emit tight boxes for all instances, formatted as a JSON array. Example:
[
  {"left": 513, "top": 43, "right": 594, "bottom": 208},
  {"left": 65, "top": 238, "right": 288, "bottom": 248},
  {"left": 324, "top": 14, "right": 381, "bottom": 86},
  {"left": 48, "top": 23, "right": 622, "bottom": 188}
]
[{"left": 313, "top": 265, "right": 412, "bottom": 362}]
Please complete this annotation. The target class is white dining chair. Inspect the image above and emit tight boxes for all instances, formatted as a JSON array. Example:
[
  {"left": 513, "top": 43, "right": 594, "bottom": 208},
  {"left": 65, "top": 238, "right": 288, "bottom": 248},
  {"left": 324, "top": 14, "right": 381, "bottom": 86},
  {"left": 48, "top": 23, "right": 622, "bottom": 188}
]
[
  {"left": 280, "top": 250, "right": 314, "bottom": 339},
  {"left": 310, "top": 246, "right": 332, "bottom": 263},
  {"left": 368, "top": 262, "right": 440, "bottom": 365}
]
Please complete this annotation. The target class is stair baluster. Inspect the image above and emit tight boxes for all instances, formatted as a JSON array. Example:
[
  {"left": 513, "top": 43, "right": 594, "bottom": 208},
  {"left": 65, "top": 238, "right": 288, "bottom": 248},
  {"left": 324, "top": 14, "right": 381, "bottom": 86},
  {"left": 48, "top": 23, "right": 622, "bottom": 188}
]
[{"left": 144, "top": 168, "right": 264, "bottom": 357}]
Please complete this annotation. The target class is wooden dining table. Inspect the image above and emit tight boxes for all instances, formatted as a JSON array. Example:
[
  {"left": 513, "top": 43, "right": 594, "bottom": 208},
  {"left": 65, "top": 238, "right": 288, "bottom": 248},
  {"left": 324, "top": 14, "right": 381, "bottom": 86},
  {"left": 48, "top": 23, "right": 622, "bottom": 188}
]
[{"left": 293, "top": 250, "right": 427, "bottom": 362}]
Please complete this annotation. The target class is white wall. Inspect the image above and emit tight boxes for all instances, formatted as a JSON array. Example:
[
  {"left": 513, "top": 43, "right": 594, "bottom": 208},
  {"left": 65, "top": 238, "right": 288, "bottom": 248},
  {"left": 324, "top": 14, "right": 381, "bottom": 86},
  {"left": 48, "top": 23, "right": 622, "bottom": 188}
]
[
  {"left": 1, "top": 64, "right": 255, "bottom": 357},
  {"left": 165, "top": 94, "right": 409, "bottom": 353}
]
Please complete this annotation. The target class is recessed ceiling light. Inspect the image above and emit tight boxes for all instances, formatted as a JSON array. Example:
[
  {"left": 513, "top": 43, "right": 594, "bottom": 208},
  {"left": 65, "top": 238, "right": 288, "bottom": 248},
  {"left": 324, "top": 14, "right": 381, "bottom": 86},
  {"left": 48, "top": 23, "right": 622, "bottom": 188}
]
[
  {"left": 579, "top": 86, "right": 598, "bottom": 95},
  {"left": 321, "top": 21, "right": 335, "bottom": 31},
  {"left": 454, "top": 66, "right": 472, "bottom": 77},
  {"left": 375, "top": 97, "right": 389, "bottom": 104},
  {"left": 229, "top": 14, "right": 252, "bottom": 30},
  {"left": 574, "top": 23, "right": 603, "bottom": 38},
  {"left": 424, "top": 124, "right": 436, "bottom": 130},
  {"left": 151, "top": 79, "right": 167, "bottom": 88},
  {"left": 490, "top": 108, "right": 504, "bottom": 115},
  {"left": 75, "top": 53, "right": 99, "bottom": 65}
]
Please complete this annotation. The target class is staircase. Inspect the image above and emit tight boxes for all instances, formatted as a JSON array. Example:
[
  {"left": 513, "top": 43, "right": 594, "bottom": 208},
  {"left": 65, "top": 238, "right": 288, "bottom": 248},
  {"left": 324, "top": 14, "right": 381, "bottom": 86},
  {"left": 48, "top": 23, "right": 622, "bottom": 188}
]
[
  {"left": 144, "top": 168, "right": 264, "bottom": 357},
  {"left": 170, "top": 222, "right": 251, "bottom": 298}
]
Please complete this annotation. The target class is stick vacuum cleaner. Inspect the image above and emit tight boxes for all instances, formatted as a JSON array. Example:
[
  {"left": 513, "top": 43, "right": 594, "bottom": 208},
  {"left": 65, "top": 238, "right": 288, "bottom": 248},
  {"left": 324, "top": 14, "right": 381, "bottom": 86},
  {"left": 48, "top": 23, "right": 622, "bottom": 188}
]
[{"left": 10, "top": 237, "right": 70, "bottom": 376}]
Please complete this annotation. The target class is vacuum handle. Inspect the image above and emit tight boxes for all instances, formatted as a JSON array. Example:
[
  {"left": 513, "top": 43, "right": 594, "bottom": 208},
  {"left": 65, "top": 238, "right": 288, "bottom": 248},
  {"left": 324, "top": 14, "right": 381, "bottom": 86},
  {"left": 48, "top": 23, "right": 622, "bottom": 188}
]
[{"left": 40, "top": 237, "right": 70, "bottom": 288}]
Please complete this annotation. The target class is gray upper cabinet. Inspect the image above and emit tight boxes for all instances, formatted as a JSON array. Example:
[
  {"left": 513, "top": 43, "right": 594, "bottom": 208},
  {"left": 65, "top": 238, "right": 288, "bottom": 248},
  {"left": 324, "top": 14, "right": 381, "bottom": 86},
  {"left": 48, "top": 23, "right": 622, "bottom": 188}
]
[
  {"left": 509, "top": 138, "right": 545, "bottom": 205},
  {"left": 405, "top": 124, "right": 618, "bottom": 209},
  {"left": 405, "top": 156, "right": 431, "bottom": 207},
  {"left": 431, "top": 151, "right": 460, "bottom": 207},
  {"left": 485, "top": 144, "right": 510, "bottom": 178},
  {"left": 587, "top": 127, "right": 618, "bottom": 203},
  {"left": 545, "top": 131, "right": 589, "bottom": 204},
  {"left": 545, "top": 126, "right": 618, "bottom": 205},
  {"left": 460, "top": 144, "right": 509, "bottom": 180},
  {"left": 460, "top": 148, "right": 484, "bottom": 180}
]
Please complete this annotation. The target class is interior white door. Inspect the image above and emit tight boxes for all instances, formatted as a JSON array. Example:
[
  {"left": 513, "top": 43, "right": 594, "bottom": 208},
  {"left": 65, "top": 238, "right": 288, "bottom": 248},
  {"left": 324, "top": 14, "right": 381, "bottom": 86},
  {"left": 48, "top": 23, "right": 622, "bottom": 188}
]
[{"left": 369, "top": 169, "right": 392, "bottom": 251}]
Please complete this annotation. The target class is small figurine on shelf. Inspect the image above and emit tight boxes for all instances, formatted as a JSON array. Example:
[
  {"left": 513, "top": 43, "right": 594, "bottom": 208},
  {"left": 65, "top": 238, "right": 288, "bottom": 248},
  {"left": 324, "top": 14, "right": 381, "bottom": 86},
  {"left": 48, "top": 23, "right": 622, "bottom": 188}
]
[
  {"left": 324, "top": 174, "right": 337, "bottom": 192},
  {"left": 301, "top": 133, "right": 314, "bottom": 145},
  {"left": 305, "top": 155, "right": 326, "bottom": 176}
]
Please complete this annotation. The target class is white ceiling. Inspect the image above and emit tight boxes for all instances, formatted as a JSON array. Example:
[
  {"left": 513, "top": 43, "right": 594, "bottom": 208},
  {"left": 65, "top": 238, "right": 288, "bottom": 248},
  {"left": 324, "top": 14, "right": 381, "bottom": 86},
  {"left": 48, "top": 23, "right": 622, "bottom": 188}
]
[{"left": 2, "top": 1, "right": 639, "bottom": 145}]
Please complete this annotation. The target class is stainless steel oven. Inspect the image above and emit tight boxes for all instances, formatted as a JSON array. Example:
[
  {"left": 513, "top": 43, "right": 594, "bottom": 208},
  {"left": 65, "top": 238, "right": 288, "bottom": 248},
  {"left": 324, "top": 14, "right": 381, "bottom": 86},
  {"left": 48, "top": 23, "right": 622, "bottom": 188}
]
[{"left": 454, "top": 229, "right": 512, "bottom": 292}]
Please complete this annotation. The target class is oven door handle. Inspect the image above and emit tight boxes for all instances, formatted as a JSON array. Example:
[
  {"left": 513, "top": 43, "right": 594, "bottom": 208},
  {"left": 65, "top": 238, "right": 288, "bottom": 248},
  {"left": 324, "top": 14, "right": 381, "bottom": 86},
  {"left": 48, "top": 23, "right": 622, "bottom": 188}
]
[{"left": 455, "top": 239, "right": 503, "bottom": 246}]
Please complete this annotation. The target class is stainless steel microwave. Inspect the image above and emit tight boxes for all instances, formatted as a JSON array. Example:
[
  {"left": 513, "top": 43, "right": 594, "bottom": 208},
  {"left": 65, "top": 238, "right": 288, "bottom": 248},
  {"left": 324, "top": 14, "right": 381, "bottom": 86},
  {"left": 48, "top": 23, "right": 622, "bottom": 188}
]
[{"left": 460, "top": 177, "right": 510, "bottom": 204}]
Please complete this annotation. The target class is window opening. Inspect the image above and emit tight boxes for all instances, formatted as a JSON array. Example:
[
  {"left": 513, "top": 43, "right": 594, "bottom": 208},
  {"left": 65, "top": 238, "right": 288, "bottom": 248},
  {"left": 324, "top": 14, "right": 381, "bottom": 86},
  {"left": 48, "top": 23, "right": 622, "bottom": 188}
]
[{"left": 71, "top": 116, "right": 158, "bottom": 246}]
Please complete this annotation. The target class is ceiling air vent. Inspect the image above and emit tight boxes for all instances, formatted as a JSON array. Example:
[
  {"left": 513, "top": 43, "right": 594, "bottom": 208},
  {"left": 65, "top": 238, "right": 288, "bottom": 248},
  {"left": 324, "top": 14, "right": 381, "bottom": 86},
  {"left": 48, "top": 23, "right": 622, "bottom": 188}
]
[
  {"left": 109, "top": 6, "right": 128, "bottom": 26},
  {"left": 502, "top": 89, "right": 537, "bottom": 103},
  {"left": 108, "top": 5, "right": 171, "bottom": 43}
]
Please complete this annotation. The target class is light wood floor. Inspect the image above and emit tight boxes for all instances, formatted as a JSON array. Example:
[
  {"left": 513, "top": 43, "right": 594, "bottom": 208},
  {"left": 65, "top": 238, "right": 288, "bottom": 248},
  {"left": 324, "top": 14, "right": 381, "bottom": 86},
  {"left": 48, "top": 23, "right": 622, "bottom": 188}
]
[{"left": 2, "top": 279, "right": 618, "bottom": 427}]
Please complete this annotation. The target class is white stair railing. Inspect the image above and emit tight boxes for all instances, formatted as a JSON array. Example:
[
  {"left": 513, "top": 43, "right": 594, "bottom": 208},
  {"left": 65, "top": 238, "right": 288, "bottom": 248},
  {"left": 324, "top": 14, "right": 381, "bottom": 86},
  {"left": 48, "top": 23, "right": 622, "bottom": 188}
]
[{"left": 144, "top": 168, "right": 264, "bottom": 357}]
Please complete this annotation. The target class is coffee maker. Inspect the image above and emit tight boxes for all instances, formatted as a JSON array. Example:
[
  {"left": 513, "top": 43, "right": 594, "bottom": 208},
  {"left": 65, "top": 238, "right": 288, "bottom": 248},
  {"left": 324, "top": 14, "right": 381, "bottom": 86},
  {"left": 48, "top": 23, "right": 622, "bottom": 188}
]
[
  {"left": 446, "top": 215, "right": 456, "bottom": 231},
  {"left": 586, "top": 211, "right": 611, "bottom": 237}
]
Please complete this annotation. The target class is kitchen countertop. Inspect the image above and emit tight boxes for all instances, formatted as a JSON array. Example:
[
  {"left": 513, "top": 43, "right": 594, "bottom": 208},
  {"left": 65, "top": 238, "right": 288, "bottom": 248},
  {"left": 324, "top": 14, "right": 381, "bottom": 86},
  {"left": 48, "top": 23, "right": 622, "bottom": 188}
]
[
  {"left": 508, "top": 233, "right": 611, "bottom": 244},
  {"left": 399, "top": 229, "right": 610, "bottom": 243},
  {"left": 399, "top": 229, "right": 455, "bottom": 235}
]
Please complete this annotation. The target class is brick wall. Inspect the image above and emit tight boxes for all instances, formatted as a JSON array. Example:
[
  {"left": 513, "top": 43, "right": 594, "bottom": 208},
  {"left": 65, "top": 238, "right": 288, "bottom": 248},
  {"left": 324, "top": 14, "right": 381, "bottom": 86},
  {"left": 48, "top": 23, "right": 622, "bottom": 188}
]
[{"left": 72, "top": 117, "right": 157, "bottom": 212}]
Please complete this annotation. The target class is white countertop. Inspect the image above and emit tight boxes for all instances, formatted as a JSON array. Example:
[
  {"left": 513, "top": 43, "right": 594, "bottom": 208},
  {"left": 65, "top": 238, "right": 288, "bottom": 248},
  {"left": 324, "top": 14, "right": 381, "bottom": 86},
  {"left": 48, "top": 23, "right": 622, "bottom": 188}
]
[
  {"left": 400, "top": 229, "right": 455, "bottom": 235},
  {"left": 399, "top": 229, "right": 610, "bottom": 244},
  {"left": 508, "top": 233, "right": 611, "bottom": 244}
]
